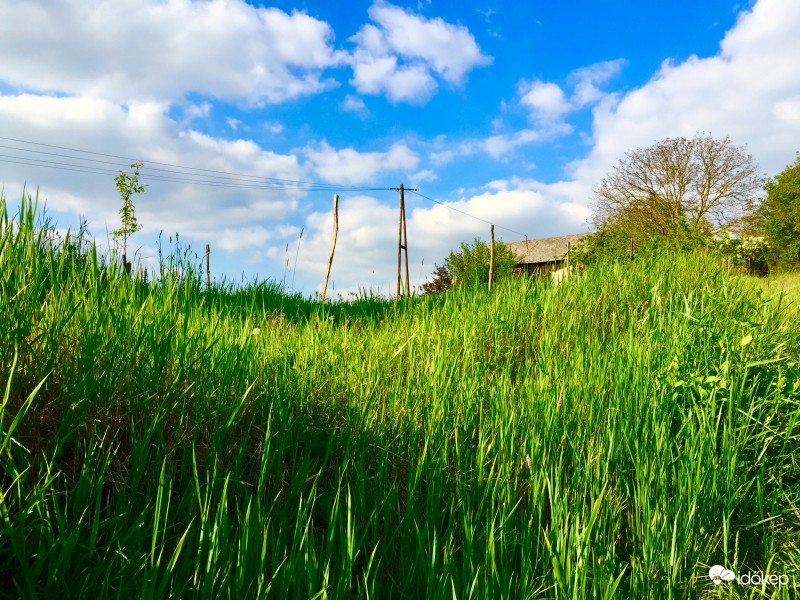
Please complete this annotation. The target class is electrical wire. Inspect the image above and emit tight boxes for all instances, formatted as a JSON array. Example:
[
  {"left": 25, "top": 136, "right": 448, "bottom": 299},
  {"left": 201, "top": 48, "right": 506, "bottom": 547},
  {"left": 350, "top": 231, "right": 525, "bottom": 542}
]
[
  {"left": 408, "top": 189, "right": 529, "bottom": 239},
  {"left": 1, "top": 135, "right": 530, "bottom": 239},
  {"left": 0, "top": 135, "right": 390, "bottom": 192},
  {"left": 0, "top": 155, "right": 392, "bottom": 192}
]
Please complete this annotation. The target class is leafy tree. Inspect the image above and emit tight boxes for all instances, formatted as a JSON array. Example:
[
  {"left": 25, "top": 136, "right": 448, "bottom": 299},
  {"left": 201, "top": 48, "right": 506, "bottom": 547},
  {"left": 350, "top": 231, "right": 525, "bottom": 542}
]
[
  {"left": 113, "top": 161, "right": 145, "bottom": 271},
  {"left": 451, "top": 238, "right": 518, "bottom": 289},
  {"left": 760, "top": 153, "right": 800, "bottom": 266},
  {"left": 421, "top": 238, "right": 518, "bottom": 294},
  {"left": 569, "top": 224, "right": 630, "bottom": 264},
  {"left": 420, "top": 264, "right": 453, "bottom": 295},
  {"left": 593, "top": 134, "right": 760, "bottom": 247}
]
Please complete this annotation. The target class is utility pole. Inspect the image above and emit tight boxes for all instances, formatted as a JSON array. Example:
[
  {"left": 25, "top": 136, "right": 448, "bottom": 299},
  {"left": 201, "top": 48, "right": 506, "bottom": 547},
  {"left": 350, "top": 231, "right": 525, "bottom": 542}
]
[{"left": 391, "top": 183, "right": 416, "bottom": 299}]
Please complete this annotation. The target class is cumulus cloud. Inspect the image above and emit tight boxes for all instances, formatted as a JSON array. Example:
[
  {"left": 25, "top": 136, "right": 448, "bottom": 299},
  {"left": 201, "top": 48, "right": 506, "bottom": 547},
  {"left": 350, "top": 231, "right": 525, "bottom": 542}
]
[
  {"left": 571, "top": 0, "right": 800, "bottom": 187},
  {"left": 0, "top": 93, "right": 305, "bottom": 241},
  {"left": 520, "top": 82, "right": 571, "bottom": 121},
  {"left": 304, "top": 141, "right": 420, "bottom": 184},
  {"left": 569, "top": 59, "right": 626, "bottom": 108},
  {"left": 472, "top": 60, "right": 625, "bottom": 160},
  {"left": 518, "top": 59, "right": 625, "bottom": 127},
  {"left": 349, "top": 1, "right": 492, "bottom": 104},
  {"left": 0, "top": 0, "right": 345, "bottom": 105},
  {"left": 341, "top": 94, "right": 369, "bottom": 115},
  {"left": 410, "top": 169, "right": 438, "bottom": 184},
  {"left": 216, "top": 226, "right": 272, "bottom": 252}
]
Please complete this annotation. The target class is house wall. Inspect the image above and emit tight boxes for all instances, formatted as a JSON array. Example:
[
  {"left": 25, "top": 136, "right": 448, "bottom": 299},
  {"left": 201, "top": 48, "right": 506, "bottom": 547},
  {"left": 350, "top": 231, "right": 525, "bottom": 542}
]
[{"left": 513, "top": 259, "right": 565, "bottom": 276}]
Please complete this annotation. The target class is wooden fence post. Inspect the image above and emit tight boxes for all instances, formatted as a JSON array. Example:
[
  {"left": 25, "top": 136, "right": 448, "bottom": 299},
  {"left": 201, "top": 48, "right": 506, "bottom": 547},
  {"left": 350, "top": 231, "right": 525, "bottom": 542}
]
[
  {"left": 488, "top": 225, "right": 495, "bottom": 292},
  {"left": 205, "top": 244, "right": 211, "bottom": 289},
  {"left": 321, "top": 194, "right": 339, "bottom": 302}
]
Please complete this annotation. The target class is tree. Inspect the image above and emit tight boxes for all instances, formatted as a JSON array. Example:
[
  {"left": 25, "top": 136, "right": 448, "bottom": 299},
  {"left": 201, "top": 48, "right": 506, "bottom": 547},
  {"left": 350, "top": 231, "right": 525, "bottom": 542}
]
[
  {"left": 113, "top": 161, "right": 145, "bottom": 271},
  {"left": 569, "top": 224, "right": 631, "bottom": 264},
  {"left": 420, "top": 264, "right": 453, "bottom": 295},
  {"left": 760, "top": 153, "right": 800, "bottom": 265},
  {"left": 422, "top": 237, "right": 517, "bottom": 294},
  {"left": 592, "top": 134, "right": 760, "bottom": 246}
]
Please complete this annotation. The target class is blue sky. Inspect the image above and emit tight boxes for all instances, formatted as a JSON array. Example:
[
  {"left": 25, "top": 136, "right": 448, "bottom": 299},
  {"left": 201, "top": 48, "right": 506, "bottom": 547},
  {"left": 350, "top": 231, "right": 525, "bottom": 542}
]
[{"left": 1, "top": 0, "right": 798, "bottom": 297}]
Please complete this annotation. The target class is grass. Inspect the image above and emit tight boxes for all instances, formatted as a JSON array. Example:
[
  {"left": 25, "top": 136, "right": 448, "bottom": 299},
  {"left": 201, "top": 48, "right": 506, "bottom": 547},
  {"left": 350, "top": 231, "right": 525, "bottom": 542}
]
[
  {"left": 755, "top": 272, "right": 800, "bottom": 306},
  {"left": 1, "top": 192, "right": 799, "bottom": 598}
]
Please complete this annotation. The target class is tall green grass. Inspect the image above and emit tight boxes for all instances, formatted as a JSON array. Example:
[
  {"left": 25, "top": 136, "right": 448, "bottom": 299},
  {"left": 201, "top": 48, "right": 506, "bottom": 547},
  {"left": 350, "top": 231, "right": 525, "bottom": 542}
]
[{"left": 1, "top": 193, "right": 799, "bottom": 598}]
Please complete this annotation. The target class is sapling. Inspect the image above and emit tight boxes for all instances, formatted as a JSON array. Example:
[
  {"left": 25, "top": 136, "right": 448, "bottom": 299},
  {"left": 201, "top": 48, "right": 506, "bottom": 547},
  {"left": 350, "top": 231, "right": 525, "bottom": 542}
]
[{"left": 113, "top": 160, "right": 145, "bottom": 272}]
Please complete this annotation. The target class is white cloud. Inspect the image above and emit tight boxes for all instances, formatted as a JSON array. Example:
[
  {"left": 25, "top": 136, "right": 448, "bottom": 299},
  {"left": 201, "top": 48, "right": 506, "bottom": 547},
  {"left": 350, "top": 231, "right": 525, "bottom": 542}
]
[
  {"left": 518, "top": 59, "right": 625, "bottom": 127},
  {"left": 216, "top": 226, "right": 271, "bottom": 252},
  {"left": 0, "top": 0, "right": 345, "bottom": 105},
  {"left": 410, "top": 169, "right": 438, "bottom": 184},
  {"left": 773, "top": 99, "right": 800, "bottom": 123},
  {"left": 183, "top": 102, "right": 213, "bottom": 122},
  {"left": 368, "top": 2, "right": 492, "bottom": 82},
  {"left": 304, "top": 141, "right": 419, "bottom": 184},
  {"left": 520, "top": 82, "right": 571, "bottom": 121},
  {"left": 429, "top": 149, "right": 457, "bottom": 166},
  {"left": 569, "top": 59, "right": 626, "bottom": 108},
  {"left": 0, "top": 93, "right": 306, "bottom": 243},
  {"left": 341, "top": 94, "right": 369, "bottom": 114},
  {"left": 349, "top": 1, "right": 491, "bottom": 104},
  {"left": 263, "top": 122, "right": 285, "bottom": 135},
  {"left": 474, "top": 60, "right": 625, "bottom": 159},
  {"left": 571, "top": 0, "right": 800, "bottom": 187},
  {"left": 483, "top": 124, "right": 573, "bottom": 160}
]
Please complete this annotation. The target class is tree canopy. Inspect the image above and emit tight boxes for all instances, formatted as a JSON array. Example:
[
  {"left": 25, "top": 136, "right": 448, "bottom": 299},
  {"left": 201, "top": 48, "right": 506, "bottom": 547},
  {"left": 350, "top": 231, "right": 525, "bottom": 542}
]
[
  {"left": 592, "top": 134, "right": 760, "bottom": 247},
  {"left": 760, "top": 153, "right": 800, "bottom": 265}
]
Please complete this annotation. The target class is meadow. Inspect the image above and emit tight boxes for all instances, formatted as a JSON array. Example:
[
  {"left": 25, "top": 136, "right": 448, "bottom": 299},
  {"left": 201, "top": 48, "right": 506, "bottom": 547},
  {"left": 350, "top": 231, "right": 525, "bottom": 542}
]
[{"left": 1, "top": 194, "right": 799, "bottom": 598}]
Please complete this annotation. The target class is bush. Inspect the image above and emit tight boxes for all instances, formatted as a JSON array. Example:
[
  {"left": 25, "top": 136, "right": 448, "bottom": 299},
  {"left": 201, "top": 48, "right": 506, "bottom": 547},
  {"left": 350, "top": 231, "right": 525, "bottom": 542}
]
[
  {"left": 422, "top": 238, "right": 517, "bottom": 293},
  {"left": 714, "top": 231, "right": 772, "bottom": 275}
]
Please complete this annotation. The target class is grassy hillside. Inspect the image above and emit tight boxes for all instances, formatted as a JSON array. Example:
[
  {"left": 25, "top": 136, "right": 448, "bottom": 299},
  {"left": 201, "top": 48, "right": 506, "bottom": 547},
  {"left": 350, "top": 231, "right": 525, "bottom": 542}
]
[
  {"left": 2, "top": 195, "right": 799, "bottom": 598},
  {"left": 757, "top": 272, "right": 800, "bottom": 306}
]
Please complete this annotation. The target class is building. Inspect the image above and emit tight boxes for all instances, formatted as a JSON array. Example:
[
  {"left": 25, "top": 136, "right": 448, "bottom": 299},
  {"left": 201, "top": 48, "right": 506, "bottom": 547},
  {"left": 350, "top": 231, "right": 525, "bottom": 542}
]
[{"left": 506, "top": 233, "right": 592, "bottom": 275}]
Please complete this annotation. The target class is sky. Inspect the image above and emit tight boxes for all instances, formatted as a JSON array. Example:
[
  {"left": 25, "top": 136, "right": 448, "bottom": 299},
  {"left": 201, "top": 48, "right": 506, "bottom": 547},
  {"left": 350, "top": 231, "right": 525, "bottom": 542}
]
[{"left": 1, "top": 0, "right": 799, "bottom": 297}]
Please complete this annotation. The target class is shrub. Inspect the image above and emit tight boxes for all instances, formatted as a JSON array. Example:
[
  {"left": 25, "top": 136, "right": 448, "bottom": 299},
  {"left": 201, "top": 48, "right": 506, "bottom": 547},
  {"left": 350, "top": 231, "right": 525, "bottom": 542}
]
[{"left": 423, "top": 238, "right": 517, "bottom": 293}]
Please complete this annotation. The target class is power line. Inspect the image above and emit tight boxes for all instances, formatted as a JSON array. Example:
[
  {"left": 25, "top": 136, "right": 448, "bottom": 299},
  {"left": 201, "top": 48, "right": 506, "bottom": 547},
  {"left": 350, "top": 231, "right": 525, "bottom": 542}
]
[
  {"left": 408, "top": 189, "right": 529, "bottom": 239},
  {"left": 0, "top": 135, "right": 389, "bottom": 193},
  {"left": 0, "top": 145, "right": 387, "bottom": 190},
  {"left": 1, "top": 135, "right": 529, "bottom": 239},
  {"left": 0, "top": 155, "right": 390, "bottom": 192}
]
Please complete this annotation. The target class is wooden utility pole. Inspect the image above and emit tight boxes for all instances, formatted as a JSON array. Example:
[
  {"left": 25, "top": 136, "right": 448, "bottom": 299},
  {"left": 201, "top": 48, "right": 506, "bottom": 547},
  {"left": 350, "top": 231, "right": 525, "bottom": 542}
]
[
  {"left": 320, "top": 194, "right": 339, "bottom": 302},
  {"left": 205, "top": 244, "right": 211, "bottom": 289},
  {"left": 488, "top": 225, "right": 495, "bottom": 292},
  {"left": 392, "top": 183, "right": 416, "bottom": 299}
]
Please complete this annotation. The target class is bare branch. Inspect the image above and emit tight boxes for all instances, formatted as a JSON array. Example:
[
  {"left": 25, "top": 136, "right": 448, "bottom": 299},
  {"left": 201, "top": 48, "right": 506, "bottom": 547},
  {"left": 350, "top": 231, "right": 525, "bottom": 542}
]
[{"left": 591, "top": 134, "right": 760, "bottom": 242}]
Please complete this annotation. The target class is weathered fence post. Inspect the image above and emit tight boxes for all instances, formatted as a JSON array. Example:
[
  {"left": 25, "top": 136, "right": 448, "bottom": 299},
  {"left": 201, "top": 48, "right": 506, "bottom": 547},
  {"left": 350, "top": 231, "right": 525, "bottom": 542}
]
[
  {"left": 488, "top": 224, "right": 495, "bottom": 292},
  {"left": 321, "top": 194, "right": 339, "bottom": 302},
  {"left": 205, "top": 244, "right": 211, "bottom": 289}
]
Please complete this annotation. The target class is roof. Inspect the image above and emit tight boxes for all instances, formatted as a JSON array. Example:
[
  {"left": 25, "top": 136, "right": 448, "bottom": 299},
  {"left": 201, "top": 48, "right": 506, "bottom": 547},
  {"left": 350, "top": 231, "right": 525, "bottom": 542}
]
[{"left": 506, "top": 233, "right": 592, "bottom": 265}]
